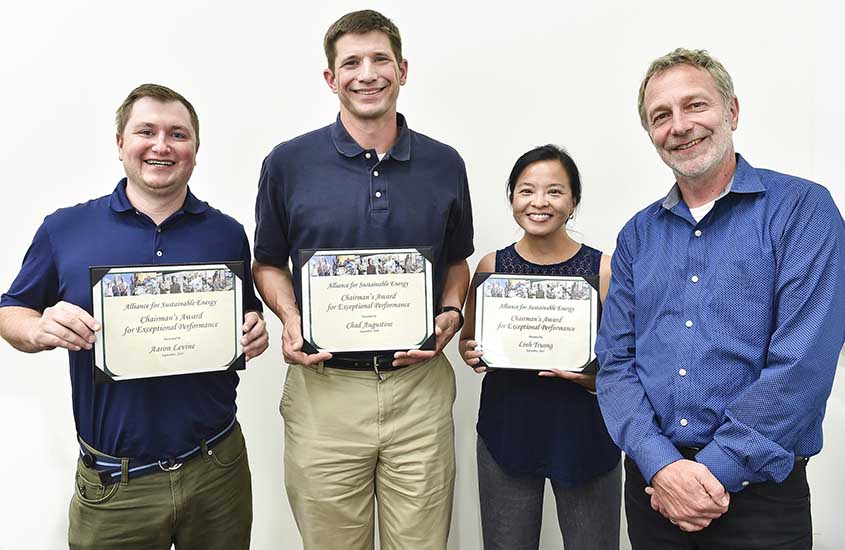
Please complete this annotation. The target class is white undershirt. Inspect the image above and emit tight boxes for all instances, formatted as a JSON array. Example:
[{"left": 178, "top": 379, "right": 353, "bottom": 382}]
[
  {"left": 689, "top": 200, "right": 716, "bottom": 223},
  {"left": 688, "top": 176, "right": 735, "bottom": 223}
]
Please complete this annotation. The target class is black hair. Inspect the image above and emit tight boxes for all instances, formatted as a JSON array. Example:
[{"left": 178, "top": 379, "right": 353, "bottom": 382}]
[{"left": 506, "top": 144, "right": 582, "bottom": 207}]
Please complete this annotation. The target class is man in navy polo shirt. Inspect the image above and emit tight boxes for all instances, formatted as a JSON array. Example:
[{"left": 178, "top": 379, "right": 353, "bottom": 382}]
[
  {"left": 253, "top": 10, "right": 473, "bottom": 550},
  {"left": 0, "top": 84, "right": 268, "bottom": 550}
]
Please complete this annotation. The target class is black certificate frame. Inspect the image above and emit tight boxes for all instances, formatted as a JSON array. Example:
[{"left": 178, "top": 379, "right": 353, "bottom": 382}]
[
  {"left": 90, "top": 261, "right": 246, "bottom": 383},
  {"left": 299, "top": 246, "right": 436, "bottom": 354},
  {"left": 472, "top": 272, "right": 601, "bottom": 374}
]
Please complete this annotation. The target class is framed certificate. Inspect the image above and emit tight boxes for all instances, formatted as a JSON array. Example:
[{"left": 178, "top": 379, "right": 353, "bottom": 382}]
[
  {"left": 299, "top": 247, "right": 435, "bottom": 353},
  {"left": 472, "top": 273, "right": 600, "bottom": 373},
  {"left": 90, "top": 262, "right": 245, "bottom": 382}
]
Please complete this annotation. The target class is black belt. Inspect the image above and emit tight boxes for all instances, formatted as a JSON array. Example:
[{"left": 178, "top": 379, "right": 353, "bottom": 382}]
[{"left": 324, "top": 353, "right": 402, "bottom": 372}]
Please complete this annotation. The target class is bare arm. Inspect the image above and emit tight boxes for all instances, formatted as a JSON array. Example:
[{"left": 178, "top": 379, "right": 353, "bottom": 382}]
[
  {"left": 0, "top": 303, "right": 99, "bottom": 353},
  {"left": 252, "top": 260, "right": 330, "bottom": 367},
  {"left": 393, "top": 258, "right": 471, "bottom": 367},
  {"left": 599, "top": 253, "right": 612, "bottom": 303}
]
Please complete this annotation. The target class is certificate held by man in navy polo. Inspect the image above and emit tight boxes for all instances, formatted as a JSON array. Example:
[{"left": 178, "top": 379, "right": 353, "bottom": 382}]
[
  {"left": 90, "top": 262, "right": 246, "bottom": 382},
  {"left": 299, "top": 248, "right": 435, "bottom": 353}
]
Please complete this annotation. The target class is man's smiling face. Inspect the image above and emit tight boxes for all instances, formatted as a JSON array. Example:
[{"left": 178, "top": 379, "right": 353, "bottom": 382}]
[
  {"left": 117, "top": 97, "right": 197, "bottom": 198},
  {"left": 643, "top": 64, "right": 738, "bottom": 182},
  {"left": 324, "top": 30, "right": 407, "bottom": 125}
]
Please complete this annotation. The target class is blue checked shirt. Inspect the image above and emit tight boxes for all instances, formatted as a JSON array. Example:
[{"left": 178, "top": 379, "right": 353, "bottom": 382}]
[{"left": 596, "top": 154, "right": 845, "bottom": 492}]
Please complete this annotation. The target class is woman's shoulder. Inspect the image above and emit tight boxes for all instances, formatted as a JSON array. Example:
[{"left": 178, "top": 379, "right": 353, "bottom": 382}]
[
  {"left": 578, "top": 243, "right": 603, "bottom": 259},
  {"left": 476, "top": 251, "right": 498, "bottom": 272}
]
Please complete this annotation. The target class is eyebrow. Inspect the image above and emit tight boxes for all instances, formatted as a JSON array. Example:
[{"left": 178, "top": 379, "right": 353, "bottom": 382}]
[
  {"left": 649, "top": 91, "right": 712, "bottom": 114},
  {"left": 129, "top": 122, "right": 192, "bottom": 133}
]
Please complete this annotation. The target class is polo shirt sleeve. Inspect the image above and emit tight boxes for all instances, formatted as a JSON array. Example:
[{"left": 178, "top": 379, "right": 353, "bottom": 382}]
[
  {"left": 0, "top": 220, "right": 60, "bottom": 312},
  {"left": 696, "top": 183, "right": 845, "bottom": 491},
  {"left": 595, "top": 218, "right": 683, "bottom": 483},
  {"left": 444, "top": 155, "right": 474, "bottom": 263},
  {"left": 238, "top": 229, "right": 263, "bottom": 313},
  {"left": 253, "top": 153, "right": 291, "bottom": 268}
]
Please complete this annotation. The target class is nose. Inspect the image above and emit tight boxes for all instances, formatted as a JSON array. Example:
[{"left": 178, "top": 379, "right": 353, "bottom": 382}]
[
  {"left": 670, "top": 110, "right": 693, "bottom": 136},
  {"left": 358, "top": 59, "right": 378, "bottom": 82},
  {"left": 151, "top": 131, "right": 170, "bottom": 153},
  {"left": 530, "top": 192, "right": 549, "bottom": 207}
]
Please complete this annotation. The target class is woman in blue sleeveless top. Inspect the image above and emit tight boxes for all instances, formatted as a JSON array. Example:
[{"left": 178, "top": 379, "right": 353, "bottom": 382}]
[{"left": 460, "top": 145, "right": 621, "bottom": 550}]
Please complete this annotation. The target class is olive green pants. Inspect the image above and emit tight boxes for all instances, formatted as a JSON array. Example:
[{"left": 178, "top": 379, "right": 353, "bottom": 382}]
[
  {"left": 68, "top": 423, "right": 252, "bottom": 550},
  {"left": 282, "top": 354, "right": 457, "bottom": 550}
]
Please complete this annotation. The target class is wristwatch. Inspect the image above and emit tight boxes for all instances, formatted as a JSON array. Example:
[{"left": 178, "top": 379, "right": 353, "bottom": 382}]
[{"left": 436, "top": 305, "right": 464, "bottom": 331}]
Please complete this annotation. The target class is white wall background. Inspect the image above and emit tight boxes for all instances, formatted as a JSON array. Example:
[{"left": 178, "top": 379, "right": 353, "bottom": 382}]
[{"left": 0, "top": 1, "right": 843, "bottom": 548}]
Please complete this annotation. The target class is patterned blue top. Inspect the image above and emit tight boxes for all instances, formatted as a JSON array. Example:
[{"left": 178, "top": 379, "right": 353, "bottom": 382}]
[
  {"left": 476, "top": 243, "right": 620, "bottom": 487},
  {"left": 596, "top": 154, "right": 845, "bottom": 492}
]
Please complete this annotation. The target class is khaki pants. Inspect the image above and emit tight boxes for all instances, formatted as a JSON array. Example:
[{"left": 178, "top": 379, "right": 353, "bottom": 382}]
[
  {"left": 281, "top": 354, "right": 457, "bottom": 550},
  {"left": 68, "top": 423, "right": 252, "bottom": 550}
]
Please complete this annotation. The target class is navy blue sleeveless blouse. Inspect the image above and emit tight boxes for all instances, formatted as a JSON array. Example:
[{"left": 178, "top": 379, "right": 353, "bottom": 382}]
[{"left": 476, "top": 243, "right": 620, "bottom": 487}]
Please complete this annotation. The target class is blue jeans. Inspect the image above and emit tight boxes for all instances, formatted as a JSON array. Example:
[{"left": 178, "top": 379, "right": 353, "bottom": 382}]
[{"left": 477, "top": 437, "right": 621, "bottom": 550}]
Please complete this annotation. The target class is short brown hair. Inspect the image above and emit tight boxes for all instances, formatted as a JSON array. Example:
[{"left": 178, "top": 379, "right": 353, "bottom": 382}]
[
  {"left": 115, "top": 83, "right": 200, "bottom": 148},
  {"left": 637, "top": 48, "right": 735, "bottom": 130},
  {"left": 324, "top": 10, "right": 402, "bottom": 72}
]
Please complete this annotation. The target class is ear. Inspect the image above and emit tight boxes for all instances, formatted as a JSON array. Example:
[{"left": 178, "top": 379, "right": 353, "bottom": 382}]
[
  {"left": 323, "top": 68, "right": 338, "bottom": 94},
  {"left": 116, "top": 133, "right": 124, "bottom": 161},
  {"left": 728, "top": 96, "right": 739, "bottom": 131},
  {"left": 398, "top": 59, "right": 408, "bottom": 86}
]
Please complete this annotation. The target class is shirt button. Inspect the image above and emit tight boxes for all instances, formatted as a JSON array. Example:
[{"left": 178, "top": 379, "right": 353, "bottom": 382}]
[
  {"left": 741, "top": 481, "right": 750, "bottom": 487},
  {"left": 375, "top": 191, "right": 382, "bottom": 198},
  {"left": 679, "top": 368, "right": 687, "bottom": 376},
  {"left": 680, "top": 418, "right": 688, "bottom": 427},
  {"left": 685, "top": 320, "right": 693, "bottom": 328},
  {"left": 694, "top": 229, "right": 702, "bottom": 237},
  {"left": 691, "top": 275, "right": 699, "bottom": 283},
  {"left": 373, "top": 170, "right": 379, "bottom": 177},
  {"left": 365, "top": 152, "right": 372, "bottom": 159},
  {"left": 156, "top": 251, "right": 163, "bottom": 257},
  {"left": 156, "top": 227, "right": 162, "bottom": 233}
]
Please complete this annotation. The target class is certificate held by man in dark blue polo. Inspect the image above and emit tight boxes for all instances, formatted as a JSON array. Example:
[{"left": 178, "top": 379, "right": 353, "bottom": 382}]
[
  {"left": 90, "top": 262, "right": 246, "bottom": 382},
  {"left": 299, "top": 248, "right": 435, "bottom": 353}
]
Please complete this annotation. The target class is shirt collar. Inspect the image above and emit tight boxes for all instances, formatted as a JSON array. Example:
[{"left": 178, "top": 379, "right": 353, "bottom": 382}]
[
  {"left": 330, "top": 113, "right": 411, "bottom": 162},
  {"left": 661, "top": 153, "right": 765, "bottom": 210},
  {"left": 108, "top": 178, "right": 208, "bottom": 215}
]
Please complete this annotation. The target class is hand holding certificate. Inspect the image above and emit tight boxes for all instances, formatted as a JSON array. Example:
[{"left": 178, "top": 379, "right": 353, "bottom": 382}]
[
  {"left": 472, "top": 273, "right": 600, "bottom": 373},
  {"left": 90, "top": 262, "right": 246, "bottom": 382}
]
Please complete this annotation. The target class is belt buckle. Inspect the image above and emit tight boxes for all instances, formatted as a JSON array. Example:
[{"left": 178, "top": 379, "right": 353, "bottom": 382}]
[{"left": 158, "top": 458, "right": 183, "bottom": 472}]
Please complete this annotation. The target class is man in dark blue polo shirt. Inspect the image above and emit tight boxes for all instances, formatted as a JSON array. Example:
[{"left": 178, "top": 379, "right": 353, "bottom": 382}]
[
  {"left": 0, "top": 84, "right": 268, "bottom": 550},
  {"left": 253, "top": 10, "right": 473, "bottom": 550}
]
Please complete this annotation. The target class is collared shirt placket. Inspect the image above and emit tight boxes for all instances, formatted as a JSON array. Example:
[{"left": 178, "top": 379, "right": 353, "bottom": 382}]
[
  {"left": 367, "top": 151, "right": 389, "bottom": 214},
  {"left": 676, "top": 212, "right": 709, "bottom": 437}
]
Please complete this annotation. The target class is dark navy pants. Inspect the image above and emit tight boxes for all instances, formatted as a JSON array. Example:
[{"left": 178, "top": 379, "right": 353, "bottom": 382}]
[{"left": 624, "top": 456, "right": 811, "bottom": 550}]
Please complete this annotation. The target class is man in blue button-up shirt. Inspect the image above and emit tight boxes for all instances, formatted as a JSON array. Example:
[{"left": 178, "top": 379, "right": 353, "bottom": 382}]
[
  {"left": 252, "top": 10, "right": 473, "bottom": 550},
  {"left": 596, "top": 48, "right": 845, "bottom": 549},
  {"left": 0, "top": 84, "right": 268, "bottom": 550}
]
